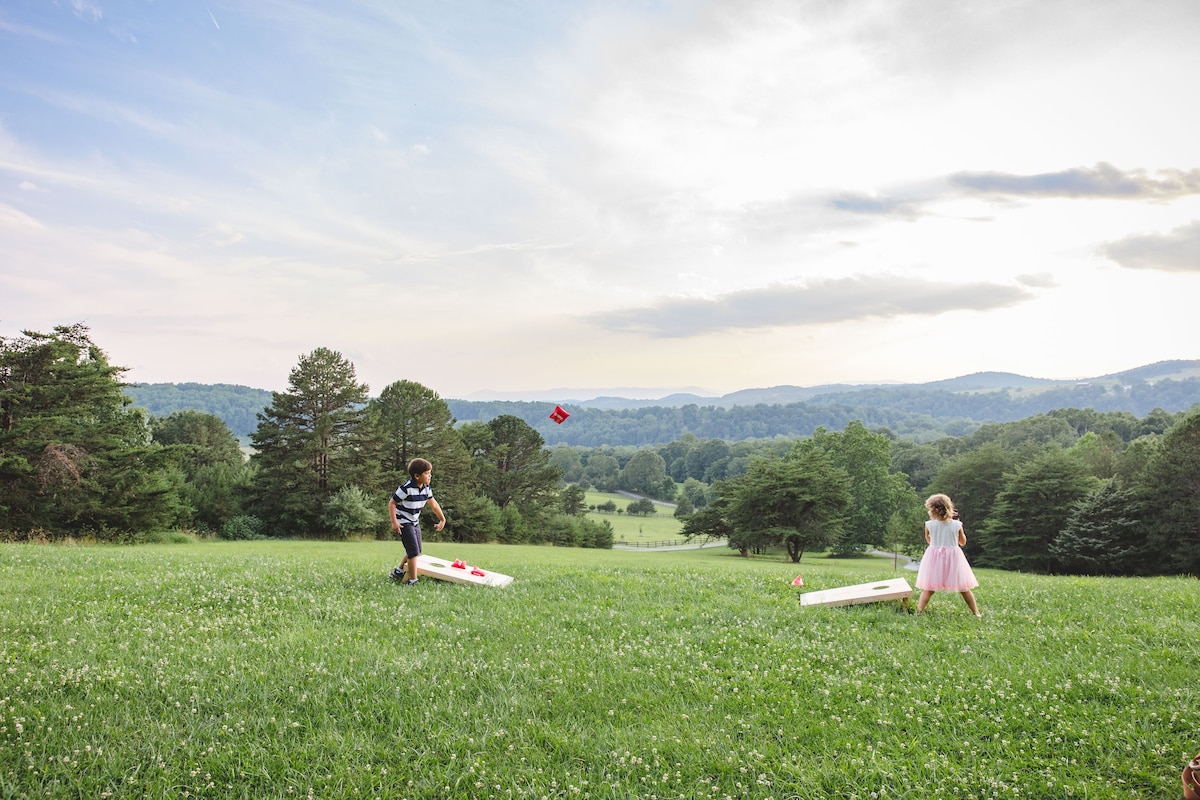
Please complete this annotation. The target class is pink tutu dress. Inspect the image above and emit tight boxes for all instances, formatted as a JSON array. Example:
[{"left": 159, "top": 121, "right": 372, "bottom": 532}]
[{"left": 915, "top": 519, "right": 979, "bottom": 592}]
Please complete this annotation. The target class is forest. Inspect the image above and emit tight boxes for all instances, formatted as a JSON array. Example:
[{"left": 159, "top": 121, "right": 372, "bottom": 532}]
[
  {"left": 126, "top": 367, "right": 1200, "bottom": 446},
  {"left": 4, "top": 324, "right": 1199, "bottom": 577}
]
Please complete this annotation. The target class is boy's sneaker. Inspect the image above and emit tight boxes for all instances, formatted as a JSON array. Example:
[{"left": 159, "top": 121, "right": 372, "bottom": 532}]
[
  {"left": 389, "top": 568, "right": 405, "bottom": 581},
  {"left": 405, "top": 579, "right": 418, "bottom": 586}
]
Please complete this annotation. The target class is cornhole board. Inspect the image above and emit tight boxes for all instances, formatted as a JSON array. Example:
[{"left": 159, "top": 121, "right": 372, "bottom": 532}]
[
  {"left": 417, "top": 556, "right": 514, "bottom": 588},
  {"left": 799, "top": 577, "right": 912, "bottom": 608}
]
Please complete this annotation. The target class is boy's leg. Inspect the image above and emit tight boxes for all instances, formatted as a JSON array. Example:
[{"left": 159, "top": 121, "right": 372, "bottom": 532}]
[{"left": 398, "top": 523, "right": 422, "bottom": 583}]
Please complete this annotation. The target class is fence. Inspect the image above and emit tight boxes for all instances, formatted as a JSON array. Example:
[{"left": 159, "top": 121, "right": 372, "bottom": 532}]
[{"left": 613, "top": 538, "right": 726, "bottom": 549}]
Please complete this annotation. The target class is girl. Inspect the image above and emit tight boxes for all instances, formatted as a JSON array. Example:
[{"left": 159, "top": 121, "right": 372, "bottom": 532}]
[{"left": 915, "top": 493, "right": 981, "bottom": 617}]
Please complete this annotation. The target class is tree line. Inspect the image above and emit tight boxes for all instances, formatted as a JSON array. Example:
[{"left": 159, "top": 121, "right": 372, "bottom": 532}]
[
  {"left": 1, "top": 325, "right": 609, "bottom": 548},
  {"left": 549, "top": 406, "right": 1199, "bottom": 576},
  {"left": 5, "top": 324, "right": 1198, "bottom": 576},
  {"left": 125, "top": 372, "right": 1200, "bottom": 446},
  {"left": 445, "top": 379, "right": 1200, "bottom": 446}
]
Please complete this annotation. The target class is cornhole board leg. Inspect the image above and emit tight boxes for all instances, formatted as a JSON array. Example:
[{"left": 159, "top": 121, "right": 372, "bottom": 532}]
[
  {"left": 799, "top": 577, "right": 912, "bottom": 608},
  {"left": 417, "top": 556, "right": 514, "bottom": 588}
]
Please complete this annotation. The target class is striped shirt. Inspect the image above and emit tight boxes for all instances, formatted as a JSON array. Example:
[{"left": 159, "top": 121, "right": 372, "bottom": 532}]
[{"left": 392, "top": 479, "right": 433, "bottom": 524}]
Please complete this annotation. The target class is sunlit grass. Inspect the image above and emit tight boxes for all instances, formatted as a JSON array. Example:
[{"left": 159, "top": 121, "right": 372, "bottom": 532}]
[
  {"left": 583, "top": 491, "right": 684, "bottom": 543},
  {"left": 1, "top": 540, "right": 1197, "bottom": 798}
]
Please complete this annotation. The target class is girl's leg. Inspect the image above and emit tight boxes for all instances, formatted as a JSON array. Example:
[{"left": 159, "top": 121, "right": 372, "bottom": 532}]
[
  {"left": 961, "top": 590, "right": 980, "bottom": 616},
  {"left": 917, "top": 590, "right": 934, "bottom": 613}
]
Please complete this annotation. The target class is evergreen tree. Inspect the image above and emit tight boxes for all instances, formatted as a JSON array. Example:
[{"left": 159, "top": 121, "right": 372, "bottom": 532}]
[
  {"left": 150, "top": 410, "right": 245, "bottom": 469},
  {"left": 368, "top": 379, "right": 476, "bottom": 539},
  {"left": 248, "top": 348, "right": 374, "bottom": 535},
  {"left": 560, "top": 483, "right": 587, "bottom": 516},
  {"left": 680, "top": 498, "right": 733, "bottom": 546},
  {"left": 977, "top": 449, "right": 1101, "bottom": 573},
  {"left": 149, "top": 410, "right": 248, "bottom": 531},
  {"left": 0, "top": 324, "right": 177, "bottom": 537},
  {"left": 928, "top": 442, "right": 1021, "bottom": 563},
  {"left": 1051, "top": 482, "right": 1148, "bottom": 575},
  {"left": 462, "top": 414, "right": 562, "bottom": 529},
  {"left": 1138, "top": 408, "right": 1200, "bottom": 575}
]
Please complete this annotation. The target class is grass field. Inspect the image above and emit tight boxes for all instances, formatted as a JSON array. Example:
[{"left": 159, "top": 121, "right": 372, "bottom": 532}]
[
  {"left": 2, "top": 540, "right": 1198, "bottom": 799},
  {"left": 583, "top": 491, "right": 684, "bottom": 544}
]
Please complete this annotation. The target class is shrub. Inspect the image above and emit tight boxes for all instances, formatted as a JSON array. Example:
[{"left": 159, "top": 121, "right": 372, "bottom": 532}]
[
  {"left": 220, "top": 515, "right": 265, "bottom": 541},
  {"left": 321, "top": 486, "right": 381, "bottom": 539}
]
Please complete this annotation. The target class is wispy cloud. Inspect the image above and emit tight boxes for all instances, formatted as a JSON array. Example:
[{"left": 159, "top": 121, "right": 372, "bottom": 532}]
[
  {"left": 69, "top": 1, "right": 102, "bottom": 22},
  {"left": 949, "top": 163, "right": 1200, "bottom": 200},
  {"left": 829, "top": 192, "right": 922, "bottom": 220},
  {"left": 3, "top": 0, "right": 1198, "bottom": 394},
  {"left": 1102, "top": 221, "right": 1200, "bottom": 272},
  {"left": 592, "top": 276, "right": 1033, "bottom": 337}
]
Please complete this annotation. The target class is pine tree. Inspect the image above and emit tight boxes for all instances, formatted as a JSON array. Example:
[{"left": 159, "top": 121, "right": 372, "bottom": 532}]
[
  {"left": 248, "top": 348, "right": 375, "bottom": 535},
  {"left": 0, "top": 324, "right": 178, "bottom": 537},
  {"left": 1139, "top": 408, "right": 1200, "bottom": 575},
  {"left": 463, "top": 414, "right": 561, "bottom": 528},
  {"left": 368, "top": 379, "right": 476, "bottom": 539},
  {"left": 977, "top": 449, "right": 1101, "bottom": 573}
]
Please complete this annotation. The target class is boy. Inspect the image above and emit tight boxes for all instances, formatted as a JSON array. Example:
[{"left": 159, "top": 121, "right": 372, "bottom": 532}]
[{"left": 388, "top": 458, "right": 446, "bottom": 585}]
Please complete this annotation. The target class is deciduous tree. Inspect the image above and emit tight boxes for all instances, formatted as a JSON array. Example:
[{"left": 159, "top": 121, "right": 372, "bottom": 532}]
[
  {"left": 721, "top": 448, "right": 851, "bottom": 561},
  {"left": 795, "top": 422, "right": 907, "bottom": 553}
]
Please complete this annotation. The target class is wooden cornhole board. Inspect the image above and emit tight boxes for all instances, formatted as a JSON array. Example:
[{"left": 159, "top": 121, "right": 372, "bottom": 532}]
[
  {"left": 799, "top": 577, "right": 912, "bottom": 608},
  {"left": 418, "top": 556, "right": 514, "bottom": 588}
]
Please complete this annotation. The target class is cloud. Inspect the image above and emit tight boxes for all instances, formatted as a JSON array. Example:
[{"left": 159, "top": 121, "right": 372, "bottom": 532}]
[
  {"left": 1016, "top": 272, "right": 1058, "bottom": 289},
  {"left": 69, "top": 1, "right": 102, "bottom": 22},
  {"left": 0, "top": 202, "right": 46, "bottom": 231},
  {"left": 591, "top": 275, "right": 1033, "bottom": 337},
  {"left": 829, "top": 192, "right": 922, "bottom": 220},
  {"left": 949, "top": 163, "right": 1200, "bottom": 200},
  {"left": 1101, "top": 220, "right": 1200, "bottom": 272}
]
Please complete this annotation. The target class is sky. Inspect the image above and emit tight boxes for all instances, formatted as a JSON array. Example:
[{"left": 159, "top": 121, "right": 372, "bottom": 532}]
[{"left": 2, "top": 0, "right": 1199, "bottom": 401}]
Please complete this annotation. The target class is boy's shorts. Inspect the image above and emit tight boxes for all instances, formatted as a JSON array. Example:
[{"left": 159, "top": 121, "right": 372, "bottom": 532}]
[{"left": 399, "top": 522, "right": 422, "bottom": 559}]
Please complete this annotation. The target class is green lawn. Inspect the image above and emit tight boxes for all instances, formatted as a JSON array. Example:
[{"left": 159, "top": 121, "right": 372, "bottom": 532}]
[
  {"left": 2, "top": 539, "right": 1198, "bottom": 799},
  {"left": 583, "top": 490, "right": 685, "bottom": 544}
]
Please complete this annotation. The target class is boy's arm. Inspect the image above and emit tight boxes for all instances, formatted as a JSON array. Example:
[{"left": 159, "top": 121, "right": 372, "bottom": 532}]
[
  {"left": 387, "top": 498, "right": 401, "bottom": 534},
  {"left": 427, "top": 497, "right": 447, "bottom": 531}
]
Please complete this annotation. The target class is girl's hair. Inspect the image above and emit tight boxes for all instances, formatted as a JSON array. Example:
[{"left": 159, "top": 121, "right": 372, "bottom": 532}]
[
  {"left": 924, "top": 493, "right": 955, "bottom": 521},
  {"left": 407, "top": 458, "right": 432, "bottom": 477}
]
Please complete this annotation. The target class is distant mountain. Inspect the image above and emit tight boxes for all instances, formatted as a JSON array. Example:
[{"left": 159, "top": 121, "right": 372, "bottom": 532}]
[
  {"left": 125, "top": 382, "right": 273, "bottom": 438},
  {"left": 920, "top": 372, "right": 1061, "bottom": 391},
  {"left": 124, "top": 360, "right": 1200, "bottom": 445},
  {"left": 1096, "top": 360, "right": 1200, "bottom": 383},
  {"left": 554, "top": 361, "right": 1200, "bottom": 410}
]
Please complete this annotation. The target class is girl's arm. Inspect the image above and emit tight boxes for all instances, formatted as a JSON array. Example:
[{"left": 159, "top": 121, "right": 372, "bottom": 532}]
[{"left": 958, "top": 527, "right": 967, "bottom": 547}]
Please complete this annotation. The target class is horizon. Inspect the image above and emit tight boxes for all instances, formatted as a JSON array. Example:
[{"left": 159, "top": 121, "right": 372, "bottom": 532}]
[{"left": 125, "top": 358, "right": 1200, "bottom": 404}]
